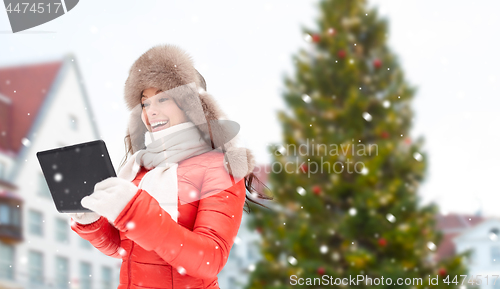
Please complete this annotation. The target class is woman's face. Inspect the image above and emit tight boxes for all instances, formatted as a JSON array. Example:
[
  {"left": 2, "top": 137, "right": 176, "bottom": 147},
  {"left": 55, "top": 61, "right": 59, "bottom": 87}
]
[{"left": 140, "top": 87, "right": 188, "bottom": 132}]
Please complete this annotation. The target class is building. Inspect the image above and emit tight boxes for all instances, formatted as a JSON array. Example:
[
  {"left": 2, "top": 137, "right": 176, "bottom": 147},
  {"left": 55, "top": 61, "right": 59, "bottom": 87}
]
[
  {"left": 217, "top": 212, "right": 262, "bottom": 288},
  {"left": 435, "top": 213, "right": 500, "bottom": 289},
  {"left": 0, "top": 55, "right": 121, "bottom": 289}
]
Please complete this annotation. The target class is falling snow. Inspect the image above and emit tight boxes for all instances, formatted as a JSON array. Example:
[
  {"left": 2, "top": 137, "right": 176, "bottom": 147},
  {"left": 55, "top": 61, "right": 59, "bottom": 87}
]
[
  {"left": 21, "top": 138, "right": 30, "bottom": 147},
  {"left": 386, "top": 213, "right": 396, "bottom": 223},
  {"left": 362, "top": 112, "right": 372, "bottom": 122},
  {"left": 177, "top": 266, "right": 186, "bottom": 275},
  {"left": 301, "top": 94, "right": 311, "bottom": 103},
  {"left": 54, "top": 173, "right": 63, "bottom": 182}
]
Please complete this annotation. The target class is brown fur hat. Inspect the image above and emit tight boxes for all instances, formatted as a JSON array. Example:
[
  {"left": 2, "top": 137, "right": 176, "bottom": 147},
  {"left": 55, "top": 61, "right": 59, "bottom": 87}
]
[{"left": 123, "top": 44, "right": 255, "bottom": 180}]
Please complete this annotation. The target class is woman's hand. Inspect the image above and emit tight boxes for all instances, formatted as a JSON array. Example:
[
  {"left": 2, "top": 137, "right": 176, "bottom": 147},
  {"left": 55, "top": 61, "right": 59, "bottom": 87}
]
[
  {"left": 81, "top": 177, "right": 140, "bottom": 224},
  {"left": 67, "top": 212, "right": 101, "bottom": 225}
]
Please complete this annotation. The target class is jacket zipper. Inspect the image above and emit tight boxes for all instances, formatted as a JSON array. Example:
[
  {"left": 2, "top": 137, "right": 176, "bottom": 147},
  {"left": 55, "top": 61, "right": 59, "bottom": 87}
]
[
  {"left": 171, "top": 263, "right": 174, "bottom": 288},
  {"left": 128, "top": 242, "right": 134, "bottom": 289}
]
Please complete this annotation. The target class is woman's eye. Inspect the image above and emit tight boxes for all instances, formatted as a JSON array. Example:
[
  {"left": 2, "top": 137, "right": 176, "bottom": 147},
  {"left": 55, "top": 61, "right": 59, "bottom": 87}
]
[
  {"left": 159, "top": 97, "right": 169, "bottom": 102},
  {"left": 141, "top": 103, "right": 149, "bottom": 108}
]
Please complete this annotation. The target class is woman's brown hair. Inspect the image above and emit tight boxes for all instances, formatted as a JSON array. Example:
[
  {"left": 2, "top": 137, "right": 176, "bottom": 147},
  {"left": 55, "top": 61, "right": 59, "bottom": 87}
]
[{"left": 119, "top": 75, "right": 274, "bottom": 213}]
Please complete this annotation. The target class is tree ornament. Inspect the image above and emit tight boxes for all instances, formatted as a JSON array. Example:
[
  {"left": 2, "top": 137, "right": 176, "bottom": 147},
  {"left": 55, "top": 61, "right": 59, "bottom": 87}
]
[
  {"left": 312, "top": 185, "right": 322, "bottom": 195},
  {"left": 378, "top": 238, "right": 387, "bottom": 247},
  {"left": 312, "top": 34, "right": 321, "bottom": 43},
  {"left": 256, "top": 227, "right": 263, "bottom": 234},
  {"left": 381, "top": 131, "right": 389, "bottom": 139},
  {"left": 373, "top": 58, "right": 382, "bottom": 69},
  {"left": 300, "top": 163, "right": 308, "bottom": 173},
  {"left": 404, "top": 137, "right": 411, "bottom": 145},
  {"left": 338, "top": 50, "right": 346, "bottom": 59},
  {"left": 328, "top": 28, "right": 336, "bottom": 36},
  {"left": 438, "top": 267, "right": 447, "bottom": 277},
  {"left": 317, "top": 267, "right": 326, "bottom": 275}
]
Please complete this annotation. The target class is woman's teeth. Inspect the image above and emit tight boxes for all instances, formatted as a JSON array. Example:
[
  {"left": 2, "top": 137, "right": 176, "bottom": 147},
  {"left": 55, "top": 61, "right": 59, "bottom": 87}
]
[{"left": 151, "top": 121, "right": 168, "bottom": 128}]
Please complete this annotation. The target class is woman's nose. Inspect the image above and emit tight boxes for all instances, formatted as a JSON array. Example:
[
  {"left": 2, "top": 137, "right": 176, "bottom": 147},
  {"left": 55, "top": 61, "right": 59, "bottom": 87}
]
[{"left": 146, "top": 103, "right": 159, "bottom": 116}]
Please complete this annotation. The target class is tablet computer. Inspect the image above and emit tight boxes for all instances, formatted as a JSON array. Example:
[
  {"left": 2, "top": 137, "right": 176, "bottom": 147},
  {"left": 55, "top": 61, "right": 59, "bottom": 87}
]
[{"left": 36, "top": 140, "right": 116, "bottom": 213}]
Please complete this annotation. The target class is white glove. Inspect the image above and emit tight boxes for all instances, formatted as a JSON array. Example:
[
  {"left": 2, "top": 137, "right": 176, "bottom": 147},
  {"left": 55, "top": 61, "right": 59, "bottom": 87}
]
[
  {"left": 81, "top": 177, "right": 139, "bottom": 224},
  {"left": 67, "top": 212, "right": 101, "bottom": 225}
]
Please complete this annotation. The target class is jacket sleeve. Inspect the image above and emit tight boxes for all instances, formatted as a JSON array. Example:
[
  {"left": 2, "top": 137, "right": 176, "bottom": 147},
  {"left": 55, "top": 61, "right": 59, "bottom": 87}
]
[
  {"left": 112, "top": 159, "right": 247, "bottom": 279},
  {"left": 70, "top": 216, "right": 122, "bottom": 259}
]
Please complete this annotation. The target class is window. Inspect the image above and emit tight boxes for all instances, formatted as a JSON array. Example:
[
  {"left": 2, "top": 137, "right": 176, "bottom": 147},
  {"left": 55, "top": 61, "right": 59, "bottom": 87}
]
[
  {"left": 69, "top": 115, "right": 78, "bottom": 131},
  {"left": 55, "top": 256, "right": 69, "bottom": 289},
  {"left": 0, "top": 204, "right": 9, "bottom": 224},
  {"left": 55, "top": 218, "right": 69, "bottom": 244},
  {"left": 11, "top": 205, "right": 20, "bottom": 226},
  {"left": 467, "top": 248, "right": 476, "bottom": 264},
  {"left": 0, "top": 241, "right": 14, "bottom": 280},
  {"left": 101, "top": 266, "right": 112, "bottom": 289},
  {"left": 29, "top": 250, "right": 44, "bottom": 284},
  {"left": 38, "top": 172, "right": 51, "bottom": 199},
  {"left": 229, "top": 276, "right": 237, "bottom": 288},
  {"left": 0, "top": 204, "right": 21, "bottom": 226},
  {"left": 80, "top": 261, "right": 92, "bottom": 289},
  {"left": 0, "top": 161, "right": 5, "bottom": 179},
  {"left": 492, "top": 246, "right": 500, "bottom": 264},
  {"left": 80, "top": 237, "right": 93, "bottom": 249},
  {"left": 247, "top": 245, "right": 253, "bottom": 261},
  {"left": 29, "top": 209, "right": 43, "bottom": 236}
]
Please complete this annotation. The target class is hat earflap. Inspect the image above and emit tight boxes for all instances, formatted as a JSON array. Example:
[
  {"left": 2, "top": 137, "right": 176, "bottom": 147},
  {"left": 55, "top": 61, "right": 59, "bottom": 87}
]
[{"left": 127, "top": 105, "right": 148, "bottom": 154}]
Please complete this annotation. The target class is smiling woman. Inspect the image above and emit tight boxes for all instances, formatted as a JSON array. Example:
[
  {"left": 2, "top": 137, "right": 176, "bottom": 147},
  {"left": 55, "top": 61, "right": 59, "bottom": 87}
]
[
  {"left": 140, "top": 87, "right": 188, "bottom": 132},
  {"left": 68, "top": 44, "right": 273, "bottom": 289}
]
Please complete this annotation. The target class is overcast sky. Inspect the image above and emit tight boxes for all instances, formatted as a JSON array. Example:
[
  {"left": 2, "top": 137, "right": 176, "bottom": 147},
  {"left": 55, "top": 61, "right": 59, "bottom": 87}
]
[{"left": 1, "top": 0, "right": 499, "bottom": 216}]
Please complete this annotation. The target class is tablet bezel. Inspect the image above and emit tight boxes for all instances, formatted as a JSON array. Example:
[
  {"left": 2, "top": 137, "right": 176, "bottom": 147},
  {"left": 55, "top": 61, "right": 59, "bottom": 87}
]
[{"left": 36, "top": 140, "right": 116, "bottom": 213}]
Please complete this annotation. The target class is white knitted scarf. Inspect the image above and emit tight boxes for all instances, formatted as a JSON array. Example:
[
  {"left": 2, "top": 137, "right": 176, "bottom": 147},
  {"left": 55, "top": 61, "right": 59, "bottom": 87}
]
[{"left": 117, "top": 122, "right": 212, "bottom": 223}]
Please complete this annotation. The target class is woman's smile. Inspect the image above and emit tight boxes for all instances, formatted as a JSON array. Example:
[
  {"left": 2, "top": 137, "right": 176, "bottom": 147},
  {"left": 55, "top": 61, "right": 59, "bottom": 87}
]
[{"left": 150, "top": 119, "right": 169, "bottom": 131}]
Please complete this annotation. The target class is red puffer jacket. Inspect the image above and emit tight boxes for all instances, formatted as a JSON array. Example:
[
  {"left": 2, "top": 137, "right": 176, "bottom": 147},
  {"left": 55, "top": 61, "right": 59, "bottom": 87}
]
[{"left": 71, "top": 150, "right": 247, "bottom": 289}]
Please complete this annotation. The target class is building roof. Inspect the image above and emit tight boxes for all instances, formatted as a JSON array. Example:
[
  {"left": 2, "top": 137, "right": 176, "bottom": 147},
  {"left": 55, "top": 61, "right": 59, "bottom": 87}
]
[
  {"left": 0, "top": 60, "right": 63, "bottom": 155},
  {"left": 434, "top": 213, "right": 485, "bottom": 261}
]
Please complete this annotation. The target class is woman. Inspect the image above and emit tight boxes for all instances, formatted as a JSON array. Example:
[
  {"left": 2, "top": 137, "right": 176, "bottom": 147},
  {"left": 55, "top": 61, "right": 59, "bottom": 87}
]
[{"left": 69, "top": 44, "right": 272, "bottom": 289}]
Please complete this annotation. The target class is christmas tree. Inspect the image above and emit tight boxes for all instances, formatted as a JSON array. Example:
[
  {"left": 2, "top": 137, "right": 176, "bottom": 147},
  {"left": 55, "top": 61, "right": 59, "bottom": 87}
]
[{"left": 245, "top": 0, "right": 472, "bottom": 288}]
